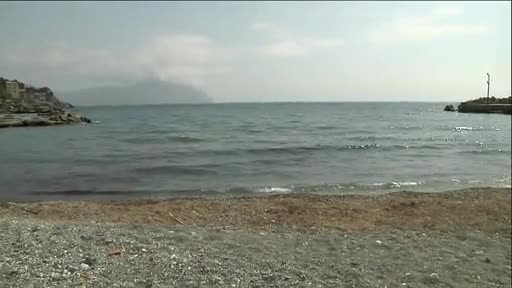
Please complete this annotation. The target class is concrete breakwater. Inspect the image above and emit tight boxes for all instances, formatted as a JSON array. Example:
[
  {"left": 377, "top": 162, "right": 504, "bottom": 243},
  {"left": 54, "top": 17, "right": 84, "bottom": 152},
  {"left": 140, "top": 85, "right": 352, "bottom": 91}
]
[{"left": 457, "top": 102, "right": 512, "bottom": 114}]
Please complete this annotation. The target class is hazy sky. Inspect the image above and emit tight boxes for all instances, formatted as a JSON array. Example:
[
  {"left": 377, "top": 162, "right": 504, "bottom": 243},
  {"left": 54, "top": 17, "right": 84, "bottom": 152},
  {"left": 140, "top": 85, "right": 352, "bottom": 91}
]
[{"left": 1, "top": 1, "right": 510, "bottom": 102}]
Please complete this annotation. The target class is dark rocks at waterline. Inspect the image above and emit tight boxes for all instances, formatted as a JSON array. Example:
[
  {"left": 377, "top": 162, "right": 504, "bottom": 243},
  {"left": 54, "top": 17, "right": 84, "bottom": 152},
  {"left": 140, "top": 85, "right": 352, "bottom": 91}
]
[
  {"left": 457, "top": 102, "right": 511, "bottom": 115},
  {"left": 455, "top": 97, "right": 512, "bottom": 115},
  {"left": 80, "top": 116, "right": 92, "bottom": 124},
  {"left": 444, "top": 105, "right": 456, "bottom": 112},
  {"left": 0, "top": 96, "right": 93, "bottom": 128},
  {"left": 0, "top": 112, "right": 93, "bottom": 128}
]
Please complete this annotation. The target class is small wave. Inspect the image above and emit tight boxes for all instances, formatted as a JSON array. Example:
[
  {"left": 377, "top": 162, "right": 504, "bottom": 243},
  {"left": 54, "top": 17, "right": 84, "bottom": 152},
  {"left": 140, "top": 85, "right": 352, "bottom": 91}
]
[
  {"left": 458, "top": 149, "right": 510, "bottom": 155},
  {"left": 452, "top": 126, "right": 498, "bottom": 132},
  {"left": 256, "top": 187, "right": 293, "bottom": 193},
  {"left": 247, "top": 129, "right": 265, "bottom": 134},
  {"left": 291, "top": 181, "right": 424, "bottom": 193},
  {"left": 313, "top": 126, "right": 337, "bottom": 130},
  {"left": 287, "top": 120, "right": 301, "bottom": 124},
  {"left": 454, "top": 126, "right": 474, "bottom": 131},
  {"left": 132, "top": 165, "right": 219, "bottom": 176},
  {"left": 189, "top": 143, "right": 447, "bottom": 157},
  {"left": 360, "top": 181, "right": 422, "bottom": 188},
  {"left": 165, "top": 135, "right": 204, "bottom": 143},
  {"left": 244, "top": 144, "right": 381, "bottom": 155},
  {"left": 120, "top": 135, "right": 204, "bottom": 144},
  {"left": 388, "top": 125, "right": 424, "bottom": 130}
]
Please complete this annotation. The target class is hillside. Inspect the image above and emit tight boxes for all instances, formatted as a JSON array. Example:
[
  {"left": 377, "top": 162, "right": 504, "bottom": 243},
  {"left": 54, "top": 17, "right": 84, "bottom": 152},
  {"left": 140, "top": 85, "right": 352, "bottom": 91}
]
[
  {"left": 0, "top": 77, "right": 91, "bottom": 128},
  {"left": 0, "top": 77, "right": 73, "bottom": 113},
  {"left": 60, "top": 79, "right": 212, "bottom": 106}
]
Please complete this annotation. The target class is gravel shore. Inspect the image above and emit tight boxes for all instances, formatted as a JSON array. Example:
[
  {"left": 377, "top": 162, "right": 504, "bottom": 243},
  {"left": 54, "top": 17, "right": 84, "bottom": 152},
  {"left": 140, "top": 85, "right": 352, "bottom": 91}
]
[{"left": 1, "top": 188, "right": 510, "bottom": 287}]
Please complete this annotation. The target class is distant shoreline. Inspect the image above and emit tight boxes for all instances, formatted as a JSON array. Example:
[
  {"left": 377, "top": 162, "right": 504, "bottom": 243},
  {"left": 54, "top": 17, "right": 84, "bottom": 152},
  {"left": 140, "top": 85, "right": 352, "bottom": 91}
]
[{"left": 70, "top": 101, "right": 464, "bottom": 108}]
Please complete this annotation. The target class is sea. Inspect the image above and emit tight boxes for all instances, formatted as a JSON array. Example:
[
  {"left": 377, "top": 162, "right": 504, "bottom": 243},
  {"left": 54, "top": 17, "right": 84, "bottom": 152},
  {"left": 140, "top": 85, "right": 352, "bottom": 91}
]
[{"left": 0, "top": 102, "right": 510, "bottom": 201}]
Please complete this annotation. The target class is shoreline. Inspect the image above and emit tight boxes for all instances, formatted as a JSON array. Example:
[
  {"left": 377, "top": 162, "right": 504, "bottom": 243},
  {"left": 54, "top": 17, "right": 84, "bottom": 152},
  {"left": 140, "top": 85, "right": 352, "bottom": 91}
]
[{"left": 2, "top": 187, "right": 510, "bottom": 233}]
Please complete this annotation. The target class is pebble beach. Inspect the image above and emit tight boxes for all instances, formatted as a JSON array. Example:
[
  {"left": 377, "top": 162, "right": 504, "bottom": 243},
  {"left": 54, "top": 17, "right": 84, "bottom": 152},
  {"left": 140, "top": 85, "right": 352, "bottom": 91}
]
[{"left": 1, "top": 187, "right": 510, "bottom": 287}]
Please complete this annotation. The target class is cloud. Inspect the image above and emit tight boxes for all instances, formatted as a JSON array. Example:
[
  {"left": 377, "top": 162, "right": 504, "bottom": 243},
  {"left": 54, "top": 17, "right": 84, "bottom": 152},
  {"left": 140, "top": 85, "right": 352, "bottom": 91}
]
[
  {"left": 433, "top": 6, "right": 464, "bottom": 17},
  {"left": 137, "top": 35, "right": 231, "bottom": 86},
  {"left": 368, "top": 5, "right": 487, "bottom": 44},
  {"left": 5, "top": 34, "right": 231, "bottom": 88},
  {"left": 251, "top": 22, "right": 344, "bottom": 57}
]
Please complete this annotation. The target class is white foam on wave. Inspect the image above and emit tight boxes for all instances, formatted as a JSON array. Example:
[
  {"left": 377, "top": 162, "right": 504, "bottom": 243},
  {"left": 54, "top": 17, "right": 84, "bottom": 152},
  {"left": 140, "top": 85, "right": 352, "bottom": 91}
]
[
  {"left": 454, "top": 126, "right": 473, "bottom": 131},
  {"left": 256, "top": 187, "right": 292, "bottom": 193},
  {"left": 388, "top": 181, "right": 422, "bottom": 188},
  {"left": 365, "top": 181, "right": 422, "bottom": 188},
  {"left": 396, "top": 181, "right": 422, "bottom": 186}
]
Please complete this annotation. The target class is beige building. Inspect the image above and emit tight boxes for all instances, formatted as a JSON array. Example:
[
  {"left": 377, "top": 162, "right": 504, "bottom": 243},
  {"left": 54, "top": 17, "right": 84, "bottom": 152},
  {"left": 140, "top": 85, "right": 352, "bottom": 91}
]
[{"left": 5, "top": 81, "right": 25, "bottom": 97}]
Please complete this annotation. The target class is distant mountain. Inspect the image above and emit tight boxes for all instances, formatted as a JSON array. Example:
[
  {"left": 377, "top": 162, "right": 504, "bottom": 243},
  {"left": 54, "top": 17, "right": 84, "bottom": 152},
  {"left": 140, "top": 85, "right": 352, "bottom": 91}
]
[{"left": 59, "top": 80, "right": 212, "bottom": 106}]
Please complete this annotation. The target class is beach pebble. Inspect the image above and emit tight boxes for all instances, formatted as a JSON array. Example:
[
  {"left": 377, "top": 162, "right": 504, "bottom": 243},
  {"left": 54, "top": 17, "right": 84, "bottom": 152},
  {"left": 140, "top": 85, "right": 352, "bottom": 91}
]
[
  {"left": 80, "top": 263, "right": 90, "bottom": 271},
  {"left": 50, "top": 272, "right": 61, "bottom": 281},
  {"left": 82, "top": 256, "right": 96, "bottom": 266},
  {"left": 430, "top": 272, "right": 440, "bottom": 279},
  {"left": 376, "top": 240, "right": 383, "bottom": 245},
  {"left": 1, "top": 263, "right": 17, "bottom": 276}
]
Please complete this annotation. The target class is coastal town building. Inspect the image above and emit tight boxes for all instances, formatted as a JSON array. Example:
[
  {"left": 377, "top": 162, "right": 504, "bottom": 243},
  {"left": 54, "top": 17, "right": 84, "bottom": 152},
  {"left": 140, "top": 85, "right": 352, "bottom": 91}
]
[
  {"left": 4, "top": 80, "right": 25, "bottom": 98},
  {"left": 6, "top": 81, "right": 19, "bottom": 97}
]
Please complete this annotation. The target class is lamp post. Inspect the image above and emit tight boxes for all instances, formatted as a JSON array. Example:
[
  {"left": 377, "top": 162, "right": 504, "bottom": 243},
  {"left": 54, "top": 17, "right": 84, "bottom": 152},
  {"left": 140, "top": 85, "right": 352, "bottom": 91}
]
[{"left": 486, "top": 73, "right": 490, "bottom": 104}]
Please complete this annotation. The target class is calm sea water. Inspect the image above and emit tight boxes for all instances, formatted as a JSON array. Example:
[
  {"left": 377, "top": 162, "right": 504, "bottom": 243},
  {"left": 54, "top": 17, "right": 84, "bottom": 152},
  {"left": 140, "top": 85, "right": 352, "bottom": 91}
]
[{"left": 0, "top": 103, "right": 510, "bottom": 200}]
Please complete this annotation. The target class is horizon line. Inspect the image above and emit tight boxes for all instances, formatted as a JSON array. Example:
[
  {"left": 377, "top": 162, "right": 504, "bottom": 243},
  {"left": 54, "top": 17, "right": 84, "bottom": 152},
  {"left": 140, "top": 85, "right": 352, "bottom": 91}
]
[{"left": 72, "top": 101, "right": 461, "bottom": 108}]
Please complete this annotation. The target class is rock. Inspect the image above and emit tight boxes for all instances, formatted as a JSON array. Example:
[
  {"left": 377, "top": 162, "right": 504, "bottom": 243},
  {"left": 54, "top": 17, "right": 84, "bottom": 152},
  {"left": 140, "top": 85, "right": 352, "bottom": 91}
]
[
  {"left": 485, "top": 257, "right": 491, "bottom": 263},
  {"left": 1, "top": 263, "right": 17, "bottom": 276},
  {"left": 80, "top": 263, "right": 90, "bottom": 271},
  {"left": 51, "top": 272, "right": 61, "bottom": 281},
  {"left": 375, "top": 240, "right": 383, "bottom": 245},
  {"left": 80, "top": 116, "right": 92, "bottom": 123},
  {"left": 82, "top": 256, "right": 96, "bottom": 266},
  {"left": 22, "top": 118, "right": 52, "bottom": 127},
  {"left": 422, "top": 272, "right": 441, "bottom": 285},
  {"left": 444, "top": 105, "right": 456, "bottom": 112},
  {"left": 66, "top": 265, "right": 78, "bottom": 273},
  {"left": 1, "top": 110, "right": 93, "bottom": 128},
  {"left": 0, "top": 118, "right": 24, "bottom": 128}
]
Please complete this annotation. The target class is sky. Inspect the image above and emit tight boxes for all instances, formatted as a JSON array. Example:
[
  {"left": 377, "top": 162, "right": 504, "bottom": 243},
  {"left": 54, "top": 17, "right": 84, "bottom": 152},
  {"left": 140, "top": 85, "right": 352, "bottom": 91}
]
[{"left": 0, "top": 1, "right": 510, "bottom": 103}]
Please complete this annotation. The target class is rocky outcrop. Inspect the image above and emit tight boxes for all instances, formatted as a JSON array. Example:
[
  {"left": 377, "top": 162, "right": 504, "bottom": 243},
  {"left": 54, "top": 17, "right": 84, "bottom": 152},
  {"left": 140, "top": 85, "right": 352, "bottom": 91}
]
[
  {"left": 457, "top": 97, "right": 512, "bottom": 115},
  {"left": 0, "top": 112, "right": 92, "bottom": 128},
  {"left": 444, "top": 97, "right": 512, "bottom": 115},
  {"left": 444, "top": 105, "right": 456, "bottom": 112},
  {"left": 457, "top": 103, "right": 511, "bottom": 114},
  {"left": 0, "top": 77, "right": 93, "bottom": 128}
]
